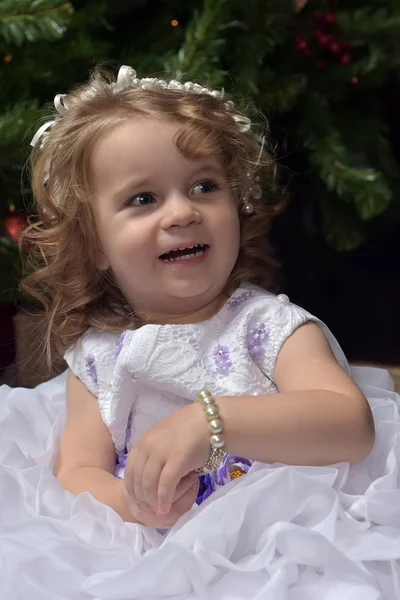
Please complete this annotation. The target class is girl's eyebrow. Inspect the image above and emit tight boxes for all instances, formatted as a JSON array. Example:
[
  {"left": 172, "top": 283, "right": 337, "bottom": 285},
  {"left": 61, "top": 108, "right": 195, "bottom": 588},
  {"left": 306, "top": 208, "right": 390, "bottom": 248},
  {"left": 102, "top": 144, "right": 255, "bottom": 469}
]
[
  {"left": 110, "top": 163, "right": 225, "bottom": 202},
  {"left": 192, "top": 164, "right": 225, "bottom": 179},
  {"left": 111, "top": 177, "right": 152, "bottom": 203}
]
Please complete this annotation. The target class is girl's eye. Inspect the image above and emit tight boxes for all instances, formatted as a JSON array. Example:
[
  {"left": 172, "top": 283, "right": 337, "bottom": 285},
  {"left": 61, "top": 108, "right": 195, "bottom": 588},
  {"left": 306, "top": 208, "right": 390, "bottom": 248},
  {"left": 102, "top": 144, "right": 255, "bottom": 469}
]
[
  {"left": 192, "top": 180, "right": 220, "bottom": 195},
  {"left": 127, "top": 193, "right": 155, "bottom": 207}
]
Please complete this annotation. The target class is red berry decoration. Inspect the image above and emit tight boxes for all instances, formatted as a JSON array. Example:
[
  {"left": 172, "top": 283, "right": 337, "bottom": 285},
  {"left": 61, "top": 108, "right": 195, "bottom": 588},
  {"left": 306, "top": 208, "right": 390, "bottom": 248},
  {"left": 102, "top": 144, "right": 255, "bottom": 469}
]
[
  {"left": 351, "top": 76, "right": 360, "bottom": 85},
  {"left": 329, "top": 42, "right": 341, "bottom": 55},
  {"left": 318, "top": 34, "right": 330, "bottom": 47},
  {"left": 314, "top": 29, "right": 323, "bottom": 39},
  {"left": 296, "top": 37, "right": 308, "bottom": 51},
  {"left": 313, "top": 11, "right": 323, "bottom": 20},
  {"left": 325, "top": 12, "right": 335, "bottom": 24},
  {"left": 341, "top": 53, "right": 352, "bottom": 65}
]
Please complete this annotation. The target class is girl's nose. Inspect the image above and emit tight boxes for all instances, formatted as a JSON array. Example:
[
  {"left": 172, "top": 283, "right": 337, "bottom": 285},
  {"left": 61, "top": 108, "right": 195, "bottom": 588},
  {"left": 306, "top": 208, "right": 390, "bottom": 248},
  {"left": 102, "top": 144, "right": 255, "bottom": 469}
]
[{"left": 159, "top": 194, "right": 202, "bottom": 229}]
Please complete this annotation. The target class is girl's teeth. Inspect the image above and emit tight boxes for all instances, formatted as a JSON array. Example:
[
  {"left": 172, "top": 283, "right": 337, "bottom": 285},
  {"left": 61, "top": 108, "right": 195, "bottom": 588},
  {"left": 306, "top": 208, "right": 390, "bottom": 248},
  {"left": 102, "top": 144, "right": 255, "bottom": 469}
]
[{"left": 162, "top": 249, "right": 205, "bottom": 262}]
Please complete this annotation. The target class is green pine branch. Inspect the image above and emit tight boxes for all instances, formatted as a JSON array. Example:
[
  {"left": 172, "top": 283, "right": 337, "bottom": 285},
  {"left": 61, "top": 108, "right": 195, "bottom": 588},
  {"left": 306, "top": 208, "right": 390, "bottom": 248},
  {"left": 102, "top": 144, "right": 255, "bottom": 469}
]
[
  {"left": 0, "top": 100, "right": 44, "bottom": 197},
  {"left": 0, "top": 99, "right": 43, "bottom": 154},
  {"left": 321, "top": 197, "right": 365, "bottom": 252},
  {"left": 261, "top": 0, "right": 294, "bottom": 53},
  {"left": 224, "top": 0, "right": 293, "bottom": 98},
  {"left": 306, "top": 128, "right": 392, "bottom": 221},
  {"left": 352, "top": 45, "right": 400, "bottom": 84},
  {"left": 300, "top": 95, "right": 392, "bottom": 228},
  {"left": 0, "top": 0, "right": 73, "bottom": 46},
  {"left": 336, "top": 8, "right": 400, "bottom": 39},
  {"left": 164, "top": 0, "right": 231, "bottom": 87},
  {"left": 334, "top": 110, "right": 400, "bottom": 184},
  {"left": 259, "top": 71, "right": 307, "bottom": 113}
]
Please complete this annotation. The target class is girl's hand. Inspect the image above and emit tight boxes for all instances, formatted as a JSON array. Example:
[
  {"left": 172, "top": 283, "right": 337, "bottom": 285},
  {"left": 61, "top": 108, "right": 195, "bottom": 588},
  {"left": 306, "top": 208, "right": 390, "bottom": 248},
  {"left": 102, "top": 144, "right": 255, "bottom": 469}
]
[
  {"left": 123, "top": 471, "right": 200, "bottom": 528},
  {"left": 125, "top": 403, "right": 210, "bottom": 515}
]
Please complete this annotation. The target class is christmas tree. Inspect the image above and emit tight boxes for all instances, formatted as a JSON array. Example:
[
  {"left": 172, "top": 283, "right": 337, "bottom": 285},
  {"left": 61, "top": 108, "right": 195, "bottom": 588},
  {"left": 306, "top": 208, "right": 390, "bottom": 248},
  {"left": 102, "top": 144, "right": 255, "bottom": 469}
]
[{"left": 1, "top": 0, "right": 399, "bottom": 302}]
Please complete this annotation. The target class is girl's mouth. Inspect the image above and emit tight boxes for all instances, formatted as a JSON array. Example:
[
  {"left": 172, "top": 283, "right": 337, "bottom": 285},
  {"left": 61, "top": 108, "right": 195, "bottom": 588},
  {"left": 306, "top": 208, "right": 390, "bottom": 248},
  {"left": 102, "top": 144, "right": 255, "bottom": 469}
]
[{"left": 159, "top": 244, "right": 209, "bottom": 263}]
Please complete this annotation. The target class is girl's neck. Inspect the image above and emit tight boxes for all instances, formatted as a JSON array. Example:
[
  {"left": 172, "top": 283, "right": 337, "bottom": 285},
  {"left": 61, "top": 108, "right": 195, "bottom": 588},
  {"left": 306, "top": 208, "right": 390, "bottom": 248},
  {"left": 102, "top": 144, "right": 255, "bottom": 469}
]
[{"left": 134, "top": 290, "right": 230, "bottom": 326}]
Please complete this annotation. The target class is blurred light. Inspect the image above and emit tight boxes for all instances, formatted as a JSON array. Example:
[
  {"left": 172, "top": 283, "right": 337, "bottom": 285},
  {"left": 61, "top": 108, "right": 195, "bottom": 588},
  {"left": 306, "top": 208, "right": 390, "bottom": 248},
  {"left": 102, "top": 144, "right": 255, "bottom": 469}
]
[
  {"left": 5, "top": 215, "right": 25, "bottom": 242},
  {"left": 9, "top": 203, "right": 15, "bottom": 213},
  {"left": 4, "top": 54, "right": 12, "bottom": 63},
  {"left": 171, "top": 19, "right": 179, "bottom": 27}
]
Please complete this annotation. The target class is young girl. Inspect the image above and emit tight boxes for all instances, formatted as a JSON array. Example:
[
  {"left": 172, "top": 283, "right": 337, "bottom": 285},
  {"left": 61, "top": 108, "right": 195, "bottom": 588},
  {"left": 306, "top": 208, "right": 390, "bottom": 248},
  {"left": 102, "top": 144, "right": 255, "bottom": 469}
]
[
  {"left": 3, "top": 65, "right": 398, "bottom": 597},
  {"left": 25, "top": 63, "right": 374, "bottom": 527}
]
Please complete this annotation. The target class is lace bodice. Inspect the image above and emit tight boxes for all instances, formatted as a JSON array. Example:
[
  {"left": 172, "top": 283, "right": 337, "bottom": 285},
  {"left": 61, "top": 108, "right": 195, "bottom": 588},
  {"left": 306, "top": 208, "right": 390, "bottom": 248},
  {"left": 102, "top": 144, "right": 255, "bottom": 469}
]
[{"left": 64, "top": 283, "right": 348, "bottom": 452}]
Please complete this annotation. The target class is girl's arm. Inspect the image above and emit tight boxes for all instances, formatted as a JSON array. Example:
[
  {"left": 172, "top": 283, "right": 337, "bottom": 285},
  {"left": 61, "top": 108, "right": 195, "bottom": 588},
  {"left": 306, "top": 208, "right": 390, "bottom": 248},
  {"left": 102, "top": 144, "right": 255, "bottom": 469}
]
[
  {"left": 55, "top": 370, "right": 199, "bottom": 526},
  {"left": 129, "top": 322, "right": 375, "bottom": 516},
  {"left": 217, "top": 322, "right": 375, "bottom": 465},
  {"left": 54, "top": 369, "right": 134, "bottom": 521}
]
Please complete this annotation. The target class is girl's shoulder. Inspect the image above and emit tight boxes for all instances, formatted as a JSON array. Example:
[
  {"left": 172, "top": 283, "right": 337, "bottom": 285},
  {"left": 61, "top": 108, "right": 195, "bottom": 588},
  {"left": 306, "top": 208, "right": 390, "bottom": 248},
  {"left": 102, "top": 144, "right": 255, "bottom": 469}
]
[
  {"left": 236, "top": 282, "right": 348, "bottom": 379},
  {"left": 229, "top": 284, "right": 312, "bottom": 368},
  {"left": 63, "top": 328, "right": 124, "bottom": 398},
  {"left": 227, "top": 283, "right": 310, "bottom": 325}
]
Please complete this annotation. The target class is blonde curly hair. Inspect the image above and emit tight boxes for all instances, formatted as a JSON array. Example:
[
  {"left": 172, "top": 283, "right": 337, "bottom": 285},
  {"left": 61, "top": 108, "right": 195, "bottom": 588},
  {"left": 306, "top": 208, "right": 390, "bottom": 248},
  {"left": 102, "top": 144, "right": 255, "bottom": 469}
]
[{"left": 21, "top": 66, "right": 285, "bottom": 369}]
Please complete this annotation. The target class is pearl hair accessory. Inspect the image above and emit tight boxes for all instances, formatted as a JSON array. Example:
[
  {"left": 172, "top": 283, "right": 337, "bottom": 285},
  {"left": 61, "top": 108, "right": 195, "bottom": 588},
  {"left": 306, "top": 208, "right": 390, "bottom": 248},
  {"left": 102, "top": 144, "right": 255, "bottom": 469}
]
[
  {"left": 241, "top": 172, "right": 262, "bottom": 215},
  {"left": 30, "top": 65, "right": 252, "bottom": 151},
  {"left": 195, "top": 389, "right": 225, "bottom": 474}
]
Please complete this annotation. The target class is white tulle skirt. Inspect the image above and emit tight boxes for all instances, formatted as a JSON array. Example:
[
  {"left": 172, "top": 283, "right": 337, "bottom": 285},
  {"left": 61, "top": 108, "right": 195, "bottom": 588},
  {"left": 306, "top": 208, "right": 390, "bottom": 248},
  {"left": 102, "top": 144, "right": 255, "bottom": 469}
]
[{"left": 1, "top": 367, "right": 399, "bottom": 599}]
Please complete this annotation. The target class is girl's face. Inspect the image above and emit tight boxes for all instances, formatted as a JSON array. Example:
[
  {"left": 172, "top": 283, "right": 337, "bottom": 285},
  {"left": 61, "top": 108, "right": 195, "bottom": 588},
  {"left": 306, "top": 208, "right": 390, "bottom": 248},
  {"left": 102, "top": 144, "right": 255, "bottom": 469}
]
[{"left": 90, "top": 117, "right": 240, "bottom": 323}]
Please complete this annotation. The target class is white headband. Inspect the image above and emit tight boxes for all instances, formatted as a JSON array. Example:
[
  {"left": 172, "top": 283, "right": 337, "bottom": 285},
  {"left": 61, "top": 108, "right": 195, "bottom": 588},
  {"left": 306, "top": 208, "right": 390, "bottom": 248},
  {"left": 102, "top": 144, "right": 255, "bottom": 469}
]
[{"left": 30, "top": 65, "right": 252, "bottom": 151}]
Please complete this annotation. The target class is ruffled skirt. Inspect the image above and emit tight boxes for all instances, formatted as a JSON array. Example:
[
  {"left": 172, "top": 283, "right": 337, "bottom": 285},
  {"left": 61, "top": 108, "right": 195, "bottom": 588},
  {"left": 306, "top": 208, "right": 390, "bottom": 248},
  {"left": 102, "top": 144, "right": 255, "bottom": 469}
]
[{"left": 0, "top": 367, "right": 399, "bottom": 599}]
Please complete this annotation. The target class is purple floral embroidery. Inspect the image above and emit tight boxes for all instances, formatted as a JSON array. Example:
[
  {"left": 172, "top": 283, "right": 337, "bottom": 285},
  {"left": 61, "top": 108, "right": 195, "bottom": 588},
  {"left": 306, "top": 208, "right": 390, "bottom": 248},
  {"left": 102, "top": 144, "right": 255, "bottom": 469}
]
[
  {"left": 250, "top": 322, "right": 269, "bottom": 342},
  {"left": 85, "top": 353, "right": 97, "bottom": 385},
  {"left": 196, "top": 473, "right": 216, "bottom": 505},
  {"left": 247, "top": 322, "right": 269, "bottom": 360},
  {"left": 116, "top": 331, "right": 126, "bottom": 358},
  {"left": 213, "top": 344, "right": 232, "bottom": 374},
  {"left": 226, "top": 289, "right": 255, "bottom": 310},
  {"left": 216, "top": 454, "right": 253, "bottom": 486},
  {"left": 248, "top": 342, "right": 265, "bottom": 360}
]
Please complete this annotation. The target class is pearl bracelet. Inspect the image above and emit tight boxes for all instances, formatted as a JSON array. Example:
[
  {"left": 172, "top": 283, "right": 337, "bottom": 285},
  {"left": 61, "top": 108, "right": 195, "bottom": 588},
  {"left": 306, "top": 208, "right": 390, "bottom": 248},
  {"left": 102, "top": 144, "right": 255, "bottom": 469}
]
[{"left": 195, "top": 389, "right": 225, "bottom": 475}]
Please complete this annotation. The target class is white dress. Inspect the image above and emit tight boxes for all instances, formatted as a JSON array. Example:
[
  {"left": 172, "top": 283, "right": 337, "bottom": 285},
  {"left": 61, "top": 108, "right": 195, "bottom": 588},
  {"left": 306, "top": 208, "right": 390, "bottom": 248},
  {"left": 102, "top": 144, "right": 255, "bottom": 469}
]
[{"left": 1, "top": 283, "right": 399, "bottom": 599}]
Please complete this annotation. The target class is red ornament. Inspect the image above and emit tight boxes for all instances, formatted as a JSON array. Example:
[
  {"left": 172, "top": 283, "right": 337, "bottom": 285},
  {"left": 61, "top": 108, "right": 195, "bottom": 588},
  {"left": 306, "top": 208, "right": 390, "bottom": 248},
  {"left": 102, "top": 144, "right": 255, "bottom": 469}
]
[
  {"left": 325, "top": 12, "right": 335, "bottom": 24},
  {"left": 4, "top": 214, "right": 26, "bottom": 243},
  {"left": 351, "top": 76, "right": 360, "bottom": 85},
  {"left": 329, "top": 42, "right": 341, "bottom": 55},
  {"left": 341, "top": 53, "right": 352, "bottom": 65}
]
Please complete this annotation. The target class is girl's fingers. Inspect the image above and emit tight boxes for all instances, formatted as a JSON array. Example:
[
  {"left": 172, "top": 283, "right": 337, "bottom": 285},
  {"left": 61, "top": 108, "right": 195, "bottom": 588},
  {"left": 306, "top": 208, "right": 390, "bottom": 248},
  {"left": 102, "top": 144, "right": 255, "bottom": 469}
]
[
  {"left": 141, "top": 456, "right": 165, "bottom": 512},
  {"left": 157, "top": 463, "right": 182, "bottom": 515},
  {"left": 171, "top": 479, "right": 200, "bottom": 516},
  {"left": 132, "top": 451, "right": 148, "bottom": 507},
  {"left": 173, "top": 472, "right": 198, "bottom": 502}
]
